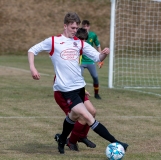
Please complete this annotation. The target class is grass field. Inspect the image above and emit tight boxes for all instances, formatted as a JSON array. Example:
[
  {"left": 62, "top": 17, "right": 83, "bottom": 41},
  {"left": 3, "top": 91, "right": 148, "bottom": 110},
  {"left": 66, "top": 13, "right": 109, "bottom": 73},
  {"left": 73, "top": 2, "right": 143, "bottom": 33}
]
[{"left": 0, "top": 55, "right": 161, "bottom": 160}]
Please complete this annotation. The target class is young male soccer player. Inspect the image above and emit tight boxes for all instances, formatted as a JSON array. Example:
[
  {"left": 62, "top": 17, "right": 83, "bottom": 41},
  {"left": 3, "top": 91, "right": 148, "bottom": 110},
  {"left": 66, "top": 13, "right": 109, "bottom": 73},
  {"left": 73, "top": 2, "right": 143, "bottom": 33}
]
[
  {"left": 28, "top": 12, "right": 128, "bottom": 154},
  {"left": 81, "top": 20, "right": 104, "bottom": 99},
  {"left": 54, "top": 28, "right": 96, "bottom": 151}
]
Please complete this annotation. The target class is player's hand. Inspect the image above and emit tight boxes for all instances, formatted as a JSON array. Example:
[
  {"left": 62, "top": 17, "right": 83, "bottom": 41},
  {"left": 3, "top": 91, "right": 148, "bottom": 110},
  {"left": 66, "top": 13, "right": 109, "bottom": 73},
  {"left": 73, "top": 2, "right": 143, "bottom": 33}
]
[
  {"left": 101, "top": 48, "right": 110, "bottom": 55},
  {"left": 30, "top": 67, "right": 40, "bottom": 80},
  {"left": 98, "top": 61, "right": 104, "bottom": 69},
  {"left": 85, "top": 90, "right": 90, "bottom": 97}
]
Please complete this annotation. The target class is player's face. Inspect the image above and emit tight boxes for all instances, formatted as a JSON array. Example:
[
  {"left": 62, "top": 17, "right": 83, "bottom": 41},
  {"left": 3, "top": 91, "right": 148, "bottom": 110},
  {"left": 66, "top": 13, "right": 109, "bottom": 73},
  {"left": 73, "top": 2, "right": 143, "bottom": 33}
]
[
  {"left": 82, "top": 24, "right": 90, "bottom": 32},
  {"left": 64, "top": 22, "right": 79, "bottom": 38}
]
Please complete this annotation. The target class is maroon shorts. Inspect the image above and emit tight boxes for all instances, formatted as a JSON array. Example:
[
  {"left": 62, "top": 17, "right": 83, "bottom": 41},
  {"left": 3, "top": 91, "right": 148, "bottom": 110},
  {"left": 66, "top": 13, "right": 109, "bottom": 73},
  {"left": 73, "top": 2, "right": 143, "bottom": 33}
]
[{"left": 54, "top": 89, "right": 89, "bottom": 115}]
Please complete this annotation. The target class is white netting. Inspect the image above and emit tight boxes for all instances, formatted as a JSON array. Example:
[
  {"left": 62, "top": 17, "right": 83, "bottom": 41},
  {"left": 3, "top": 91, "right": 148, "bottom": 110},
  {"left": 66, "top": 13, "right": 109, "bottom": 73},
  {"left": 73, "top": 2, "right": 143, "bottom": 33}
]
[{"left": 113, "top": 0, "right": 161, "bottom": 88}]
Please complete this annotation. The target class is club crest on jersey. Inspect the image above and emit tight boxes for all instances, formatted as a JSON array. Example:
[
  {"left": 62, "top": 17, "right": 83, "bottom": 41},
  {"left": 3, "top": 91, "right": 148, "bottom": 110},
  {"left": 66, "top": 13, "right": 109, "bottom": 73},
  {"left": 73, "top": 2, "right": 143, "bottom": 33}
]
[
  {"left": 90, "top": 39, "right": 93, "bottom": 43},
  {"left": 60, "top": 42, "right": 65, "bottom": 44},
  {"left": 67, "top": 99, "right": 72, "bottom": 105},
  {"left": 73, "top": 42, "right": 78, "bottom": 47},
  {"left": 61, "top": 49, "right": 79, "bottom": 60}
]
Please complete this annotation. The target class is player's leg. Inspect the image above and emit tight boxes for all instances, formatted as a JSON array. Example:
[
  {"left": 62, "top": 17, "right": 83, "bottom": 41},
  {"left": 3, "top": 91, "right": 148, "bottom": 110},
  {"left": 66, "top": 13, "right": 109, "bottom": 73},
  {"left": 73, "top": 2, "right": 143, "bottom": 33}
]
[
  {"left": 77, "top": 99, "right": 96, "bottom": 148},
  {"left": 63, "top": 107, "right": 129, "bottom": 154},
  {"left": 57, "top": 111, "right": 77, "bottom": 154},
  {"left": 54, "top": 91, "right": 80, "bottom": 151},
  {"left": 54, "top": 91, "right": 95, "bottom": 151},
  {"left": 80, "top": 64, "right": 87, "bottom": 76},
  {"left": 69, "top": 95, "right": 96, "bottom": 148},
  {"left": 56, "top": 88, "right": 128, "bottom": 154},
  {"left": 54, "top": 91, "right": 75, "bottom": 153},
  {"left": 86, "top": 64, "right": 101, "bottom": 99},
  {"left": 84, "top": 97, "right": 96, "bottom": 117},
  {"left": 71, "top": 104, "right": 128, "bottom": 152},
  {"left": 55, "top": 88, "right": 85, "bottom": 154},
  {"left": 54, "top": 91, "right": 69, "bottom": 115}
]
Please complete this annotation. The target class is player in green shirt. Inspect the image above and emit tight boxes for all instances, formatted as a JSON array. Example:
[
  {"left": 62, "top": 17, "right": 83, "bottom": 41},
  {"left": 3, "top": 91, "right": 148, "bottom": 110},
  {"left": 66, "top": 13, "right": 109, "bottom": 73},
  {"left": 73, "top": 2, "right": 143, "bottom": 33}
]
[{"left": 81, "top": 20, "right": 103, "bottom": 99}]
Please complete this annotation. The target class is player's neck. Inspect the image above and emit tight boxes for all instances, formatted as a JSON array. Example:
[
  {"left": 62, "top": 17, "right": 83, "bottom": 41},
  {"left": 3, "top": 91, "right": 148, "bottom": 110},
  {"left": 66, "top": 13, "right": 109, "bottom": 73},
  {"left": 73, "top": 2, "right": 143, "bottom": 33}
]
[
  {"left": 62, "top": 32, "right": 72, "bottom": 39},
  {"left": 62, "top": 33, "right": 68, "bottom": 38}
]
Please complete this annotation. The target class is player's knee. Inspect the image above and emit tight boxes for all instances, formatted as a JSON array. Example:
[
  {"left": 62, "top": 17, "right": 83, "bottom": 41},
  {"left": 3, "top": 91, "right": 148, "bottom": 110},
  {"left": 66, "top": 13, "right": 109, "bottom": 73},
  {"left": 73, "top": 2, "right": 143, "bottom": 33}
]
[
  {"left": 90, "top": 108, "right": 96, "bottom": 117},
  {"left": 78, "top": 119, "right": 86, "bottom": 125}
]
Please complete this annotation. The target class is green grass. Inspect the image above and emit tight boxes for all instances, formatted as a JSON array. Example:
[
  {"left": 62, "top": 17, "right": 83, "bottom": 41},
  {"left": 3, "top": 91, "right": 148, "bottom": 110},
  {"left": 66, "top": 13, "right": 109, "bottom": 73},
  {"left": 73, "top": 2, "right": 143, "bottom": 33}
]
[{"left": 0, "top": 55, "right": 161, "bottom": 160}]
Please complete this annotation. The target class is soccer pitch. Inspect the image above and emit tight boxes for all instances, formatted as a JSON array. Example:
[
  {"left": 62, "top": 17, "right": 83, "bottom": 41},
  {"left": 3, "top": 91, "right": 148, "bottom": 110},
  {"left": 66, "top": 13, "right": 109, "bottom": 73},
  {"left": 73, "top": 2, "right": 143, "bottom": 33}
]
[{"left": 0, "top": 55, "right": 161, "bottom": 160}]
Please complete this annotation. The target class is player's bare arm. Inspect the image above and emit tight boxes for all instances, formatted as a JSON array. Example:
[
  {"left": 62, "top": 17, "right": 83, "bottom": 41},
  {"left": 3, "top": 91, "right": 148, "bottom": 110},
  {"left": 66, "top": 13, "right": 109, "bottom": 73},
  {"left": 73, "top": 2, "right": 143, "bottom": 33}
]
[
  {"left": 28, "top": 52, "right": 40, "bottom": 80},
  {"left": 99, "top": 47, "right": 110, "bottom": 61},
  {"left": 97, "top": 46, "right": 102, "bottom": 53}
]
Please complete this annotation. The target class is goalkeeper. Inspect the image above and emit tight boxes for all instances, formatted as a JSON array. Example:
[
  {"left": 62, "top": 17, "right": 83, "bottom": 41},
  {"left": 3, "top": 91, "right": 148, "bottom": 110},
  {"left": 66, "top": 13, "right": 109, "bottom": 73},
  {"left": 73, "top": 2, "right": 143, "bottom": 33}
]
[{"left": 81, "top": 20, "right": 103, "bottom": 99}]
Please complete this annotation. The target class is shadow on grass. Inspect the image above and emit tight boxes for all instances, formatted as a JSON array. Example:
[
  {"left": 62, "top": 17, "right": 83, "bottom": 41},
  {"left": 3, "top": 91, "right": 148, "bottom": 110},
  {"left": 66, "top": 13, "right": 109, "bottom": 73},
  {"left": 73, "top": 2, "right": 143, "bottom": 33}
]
[
  {"left": 9, "top": 142, "right": 58, "bottom": 155},
  {"left": 8, "top": 142, "right": 105, "bottom": 159}
]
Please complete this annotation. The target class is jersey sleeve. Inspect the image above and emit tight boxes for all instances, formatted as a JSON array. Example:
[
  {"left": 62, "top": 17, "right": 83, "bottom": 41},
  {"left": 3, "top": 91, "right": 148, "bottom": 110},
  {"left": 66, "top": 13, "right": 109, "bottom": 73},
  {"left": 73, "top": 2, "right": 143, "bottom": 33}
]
[
  {"left": 93, "top": 33, "right": 100, "bottom": 48},
  {"left": 82, "top": 42, "right": 100, "bottom": 62},
  {"left": 28, "top": 37, "right": 52, "bottom": 55}
]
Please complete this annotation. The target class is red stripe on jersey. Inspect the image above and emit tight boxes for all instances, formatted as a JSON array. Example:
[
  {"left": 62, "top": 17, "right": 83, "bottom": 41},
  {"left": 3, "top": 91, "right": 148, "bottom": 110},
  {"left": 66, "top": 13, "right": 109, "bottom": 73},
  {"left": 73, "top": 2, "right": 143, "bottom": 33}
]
[
  {"left": 73, "top": 36, "right": 79, "bottom": 40},
  {"left": 49, "top": 36, "right": 54, "bottom": 56},
  {"left": 80, "top": 40, "right": 84, "bottom": 55},
  {"left": 56, "top": 34, "right": 62, "bottom": 37},
  {"left": 54, "top": 75, "right": 56, "bottom": 82}
]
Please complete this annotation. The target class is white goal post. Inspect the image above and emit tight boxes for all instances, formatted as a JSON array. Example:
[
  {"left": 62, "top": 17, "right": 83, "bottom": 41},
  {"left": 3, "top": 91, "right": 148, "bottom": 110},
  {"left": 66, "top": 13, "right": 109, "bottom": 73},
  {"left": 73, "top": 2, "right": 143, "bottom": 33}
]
[{"left": 108, "top": 0, "right": 161, "bottom": 88}]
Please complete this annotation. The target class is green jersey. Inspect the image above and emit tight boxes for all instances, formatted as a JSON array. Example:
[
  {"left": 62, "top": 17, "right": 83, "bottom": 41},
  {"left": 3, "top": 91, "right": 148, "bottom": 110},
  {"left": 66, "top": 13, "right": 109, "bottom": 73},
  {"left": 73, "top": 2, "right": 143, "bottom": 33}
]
[{"left": 81, "top": 31, "right": 100, "bottom": 64}]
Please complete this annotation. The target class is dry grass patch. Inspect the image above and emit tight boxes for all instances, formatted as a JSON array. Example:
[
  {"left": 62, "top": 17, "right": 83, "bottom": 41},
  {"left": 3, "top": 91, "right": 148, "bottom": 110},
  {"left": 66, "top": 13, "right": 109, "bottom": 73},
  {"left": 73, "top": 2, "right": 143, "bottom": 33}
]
[{"left": 0, "top": 56, "right": 161, "bottom": 159}]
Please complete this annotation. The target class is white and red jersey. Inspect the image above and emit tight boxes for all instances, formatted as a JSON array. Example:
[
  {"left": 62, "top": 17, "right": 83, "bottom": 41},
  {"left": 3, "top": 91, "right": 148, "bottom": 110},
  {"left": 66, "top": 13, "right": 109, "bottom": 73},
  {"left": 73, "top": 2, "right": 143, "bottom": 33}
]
[{"left": 28, "top": 34, "right": 100, "bottom": 92}]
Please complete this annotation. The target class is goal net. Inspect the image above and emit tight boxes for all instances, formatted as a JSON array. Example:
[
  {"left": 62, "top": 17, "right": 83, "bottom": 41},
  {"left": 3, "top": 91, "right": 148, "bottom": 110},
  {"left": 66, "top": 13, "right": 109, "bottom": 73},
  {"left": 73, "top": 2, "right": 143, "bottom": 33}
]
[{"left": 109, "top": 0, "right": 161, "bottom": 88}]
